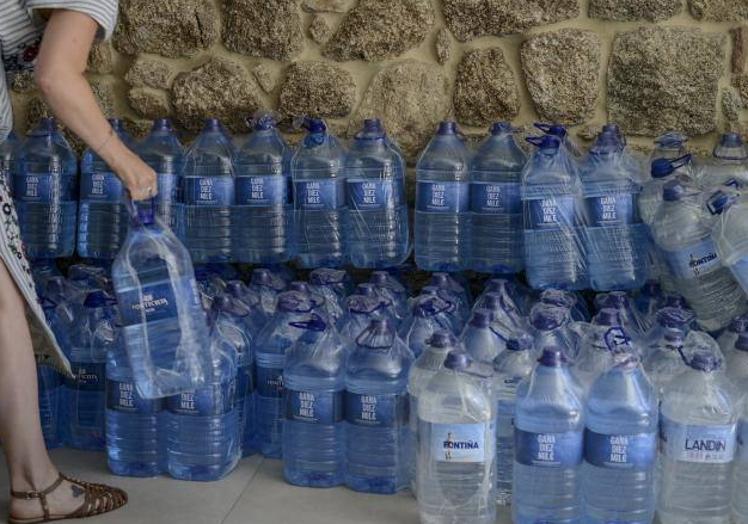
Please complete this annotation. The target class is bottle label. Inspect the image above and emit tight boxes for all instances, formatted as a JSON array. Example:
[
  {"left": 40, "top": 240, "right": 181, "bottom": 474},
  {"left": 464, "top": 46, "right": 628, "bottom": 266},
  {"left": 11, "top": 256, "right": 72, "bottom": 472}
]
[
  {"left": 470, "top": 182, "right": 521, "bottom": 214},
  {"left": 660, "top": 416, "right": 737, "bottom": 463},
  {"left": 13, "top": 172, "right": 55, "bottom": 202},
  {"left": 738, "top": 419, "right": 748, "bottom": 462},
  {"left": 156, "top": 173, "right": 178, "bottom": 205},
  {"left": 182, "top": 177, "right": 235, "bottom": 206},
  {"left": 585, "top": 194, "right": 638, "bottom": 226},
  {"left": 663, "top": 238, "right": 722, "bottom": 280},
  {"left": 117, "top": 277, "right": 201, "bottom": 327},
  {"left": 427, "top": 421, "right": 488, "bottom": 463},
  {"left": 416, "top": 181, "right": 469, "bottom": 213},
  {"left": 515, "top": 429, "right": 583, "bottom": 467},
  {"left": 65, "top": 362, "right": 106, "bottom": 392},
  {"left": 256, "top": 366, "right": 284, "bottom": 398},
  {"left": 294, "top": 179, "right": 345, "bottom": 210},
  {"left": 496, "top": 399, "right": 516, "bottom": 438},
  {"left": 584, "top": 430, "right": 656, "bottom": 468},
  {"left": 235, "top": 175, "right": 288, "bottom": 206},
  {"left": 236, "top": 362, "right": 255, "bottom": 398},
  {"left": 80, "top": 171, "right": 125, "bottom": 202},
  {"left": 285, "top": 389, "right": 343, "bottom": 425},
  {"left": 345, "top": 392, "right": 408, "bottom": 428},
  {"left": 166, "top": 380, "right": 236, "bottom": 416},
  {"left": 106, "top": 380, "right": 162, "bottom": 414},
  {"left": 526, "top": 196, "right": 576, "bottom": 229},
  {"left": 346, "top": 180, "right": 404, "bottom": 210}
]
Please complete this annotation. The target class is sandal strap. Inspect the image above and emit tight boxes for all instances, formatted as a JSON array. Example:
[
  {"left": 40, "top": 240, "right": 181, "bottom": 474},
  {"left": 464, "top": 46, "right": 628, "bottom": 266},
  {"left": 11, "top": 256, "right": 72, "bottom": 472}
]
[{"left": 9, "top": 473, "right": 65, "bottom": 520}]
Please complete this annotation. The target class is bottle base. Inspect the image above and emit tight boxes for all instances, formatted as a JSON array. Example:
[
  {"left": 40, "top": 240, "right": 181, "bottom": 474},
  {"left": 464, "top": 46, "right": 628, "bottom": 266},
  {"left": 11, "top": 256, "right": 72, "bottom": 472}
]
[
  {"left": 284, "top": 468, "right": 343, "bottom": 488},
  {"left": 345, "top": 475, "right": 399, "bottom": 495}
]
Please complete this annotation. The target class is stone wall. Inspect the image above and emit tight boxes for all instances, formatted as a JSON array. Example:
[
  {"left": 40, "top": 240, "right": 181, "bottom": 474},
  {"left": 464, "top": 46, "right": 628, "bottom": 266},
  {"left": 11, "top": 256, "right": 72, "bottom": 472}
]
[{"left": 9, "top": 0, "right": 748, "bottom": 160}]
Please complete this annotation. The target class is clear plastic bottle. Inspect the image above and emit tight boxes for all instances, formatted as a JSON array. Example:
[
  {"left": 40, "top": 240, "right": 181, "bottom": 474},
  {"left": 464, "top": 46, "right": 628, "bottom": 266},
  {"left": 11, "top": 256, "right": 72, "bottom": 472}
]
[
  {"left": 640, "top": 155, "right": 692, "bottom": 227},
  {"left": 469, "top": 122, "right": 527, "bottom": 274},
  {"left": 650, "top": 132, "right": 691, "bottom": 169},
  {"left": 36, "top": 361, "right": 62, "bottom": 450},
  {"left": 713, "top": 197, "right": 748, "bottom": 298},
  {"left": 718, "top": 315, "right": 748, "bottom": 358},
  {"left": 370, "top": 270, "right": 410, "bottom": 321},
  {"left": 726, "top": 333, "right": 748, "bottom": 389},
  {"left": 415, "top": 121, "right": 471, "bottom": 272},
  {"left": 338, "top": 292, "right": 395, "bottom": 344},
  {"left": 733, "top": 396, "right": 748, "bottom": 523},
  {"left": 633, "top": 279, "right": 664, "bottom": 328},
  {"left": 535, "top": 122, "right": 583, "bottom": 161},
  {"left": 400, "top": 295, "right": 456, "bottom": 359},
  {"left": 345, "top": 319, "right": 413, "bottom": 493},
  {"left": 701, "top": 132, "right": 748, "bottom": 189},
  {"left": 291, "top": 118, "right": 347, "bottom": 268},
  {"left": 0, "top": 130, "right": 18, "bottom": 192},
  {"left": 572, "top": 309, "right": 624, "bottom": 393},
  {"left": 308, "top": 268, "right": 351, "bottom": 326},
  {"left": 642, "top": 314, "right": 690, "bottom": 397},
  {"left": 248, "top": 267, "right": 284, "bottom": 321},
  {"left": 137, "top": 118, "right": 184, "bottom": 227},
  {"left": 539, "top": 288, "right": 591, "bottom": 322},
  {"left": 429, "top": 273, "right": 472, "bottom": 325},
  {"left": 224, "top": 280, "right": 266, "bottom": 338},
  {"left": 461, "top": 309, "right": 504, "bottom": 364}
]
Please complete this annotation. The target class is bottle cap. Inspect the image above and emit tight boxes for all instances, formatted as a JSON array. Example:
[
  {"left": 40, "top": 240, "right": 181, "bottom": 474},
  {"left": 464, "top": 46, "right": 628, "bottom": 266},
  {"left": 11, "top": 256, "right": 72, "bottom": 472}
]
[
  {"left": 736, "top": 333, "right": 748, "bottom": 352},
  {"left": 203, "top": 118, "right": 222, "bottom": 131},
  {"left": 251, "top": 268, "right": 273, "bottom": 287},
  {"left": 714, "top": 132, "right": 748, "bottom": 160},
  {"left": 355, "top": 283, "right": 377, "bottom": 297},
  {"left": 729, "top": 315, "right": 748, "bottom": 334},
  {"left": 277, "top": 290, "right": 313, "bottom": 313},
  {"left": 595, "top": 291, "right": 630, "bottom": 311},
  {"left": 530, "top": 303, "right": 567, "bottom": 331},
  {"left": 490, "top": 122, "right": 513, "bottom": 135},
  {"left": 662, "top": 179, "right": 687, "bottom": 202},
  {"left": 689, "top": 351, "right": 721, "bottom": 372},
  {"left": 309, "top": 268, "right": 346, "bottom": 286},
  {"left": 526, "top": 134, "right": 561, "bottom": 151},
  {"left": 506, "top": 334, "right": 532, "bottom": 352},
  {"left": 537, "top": 347, "right": 567, "bottom": 367},
  {"left": 348, "top": 295, "right": 384, "bottom": 315},
  {"left": 289, "top": 281, "right": 311, "bottom": 294},
  {"left": 656, "top": 307, "right": 694, "bottom": 328},
  {"left": 663, "top": 329, "right": 685, "bottom": 344},
  {"left": 540, "top": 289, "right": 575, "bottom": 309},
  {"left": 363, "top": 118, "right": 384, "bottom": 133},
  {"left": 437, "top": 121, "right": 457, "bottom": 135},
  {"left": 469, "top": 309, "right": 493, "bottom": 328},
  {"left": 443, "top": 350, "right": 472, "bottom": 371},
  {"left": 151, "top": 118, "right": 173, "bottom": 132},
  {"left": 593, "top": 308, "right": 622, "bottom": 327},
  {"left": 370, "top": 271, "right": 390, "bottom": 286},
  {"left": 428, "top": 330, "right": 456, "bottom": 349},
  {"left": 535, "top": 122, "right": 568, "bottom": 138},
  {"left": 660, "top": 294, "right": 688, "bottom": 309},
  {"left": 225, "top": 280, "right": 245, "bottom": 296},
  {"left": 481, "top": 292, "right": 502, "bottom": 311}
]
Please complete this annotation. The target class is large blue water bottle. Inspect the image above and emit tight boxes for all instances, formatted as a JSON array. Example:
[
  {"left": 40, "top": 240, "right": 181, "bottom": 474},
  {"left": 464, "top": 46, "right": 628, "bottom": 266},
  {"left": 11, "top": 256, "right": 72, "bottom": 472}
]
[
  {"left": 583, "top": 352, "right": 657, "bottom": 523},
  {"left": 292, "top": 118, "right": 347, "bottom": 268},
  {"left": 178, "top": 118, "right": 235, "bottom": 263},
  {"left": 415, "top": 121, "right": 471, "bottom": 272},
  {"left": 580, "top": 131, "right": 648, "bottom": 291},
  {"left": 470, "top": 122, "right": 527, "bottom": 274},
  {"left": 345, "top": 319, "right": 413, "bottom": 493},
  {"left": 233, "top": 114, "right": 293, "bottom": 264},
  {"left": 345, "top": 118, "right": 409, "bottom": 268},
  {"left": 513, "top": 347, "right": 585, "bottom": 524},
  {"left": 308, "top": 268, "right": 351, "bottom": 325},
  {"left": 37, "top": 361, "right": 62, "bottom": 449},
  {"left": 522, "top": 135, "right": 585, "bottom": 290},
  {"left": 1, "top": 130, "right": 18, "bottom": 191},
  {"left": 137, "top": 118, "right": 184, "bottom": 227},
  {"left": 282, "top": 314, "right": 346, "bottom": 487},
  {"left": 13, "top": 117, "right": 77, "bottom": 258}
]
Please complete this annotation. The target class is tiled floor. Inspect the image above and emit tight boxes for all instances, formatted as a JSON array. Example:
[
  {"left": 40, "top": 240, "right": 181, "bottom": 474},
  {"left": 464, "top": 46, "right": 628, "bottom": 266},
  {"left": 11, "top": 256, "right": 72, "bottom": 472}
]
[{"left": 0, "top": 449, "right": 513, "bottom": 523}]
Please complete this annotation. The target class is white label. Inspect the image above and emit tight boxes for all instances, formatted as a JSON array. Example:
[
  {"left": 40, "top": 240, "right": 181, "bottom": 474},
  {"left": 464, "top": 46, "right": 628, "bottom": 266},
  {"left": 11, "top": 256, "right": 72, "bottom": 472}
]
[{"left": 427, "top": 421, "right": 487, "bottom": 463}]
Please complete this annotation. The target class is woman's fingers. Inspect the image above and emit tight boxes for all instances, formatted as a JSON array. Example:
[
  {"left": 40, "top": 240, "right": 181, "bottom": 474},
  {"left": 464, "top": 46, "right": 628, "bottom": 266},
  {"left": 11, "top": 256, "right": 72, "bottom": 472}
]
[{"left": 122, "top": 159, "right": 159, "bottom": 202}]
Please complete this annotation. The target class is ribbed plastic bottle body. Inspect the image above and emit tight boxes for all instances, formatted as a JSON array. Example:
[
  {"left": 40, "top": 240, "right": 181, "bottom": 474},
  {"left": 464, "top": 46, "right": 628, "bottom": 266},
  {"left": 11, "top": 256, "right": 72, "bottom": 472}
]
[{"left": 137, "top": 120, "right": 184, "bottom": 228}]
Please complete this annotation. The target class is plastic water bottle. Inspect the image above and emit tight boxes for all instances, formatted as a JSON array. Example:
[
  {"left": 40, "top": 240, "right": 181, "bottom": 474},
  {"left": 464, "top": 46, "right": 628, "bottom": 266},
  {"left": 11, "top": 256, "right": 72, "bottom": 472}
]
[
  {"left": 254, "top": 290, "right": 314, "bottom": 458},
  {"left": 594, "top": 291, "right": 647, "bottom": 340},
  {"left": 539, "top": 288, "right": 591, "bottom": 323},
  {"left": 535, "top": 122, "right": 583, "bottom": 161},
  {"left": 292, "top": 118, "right": 347, "bottom": 268},
  {"left": 572, "top": 309, "right": 625, "bottom": 392},
  {"left": 513, "top": 347, "right": 584, "bottom": 524},
  {"left": 703, "top": 132, "right": 748, "bottom": 189},
  {"left": 416, "top": 349, "right": 496, "bottom": 524},
  {"left": 309, "top": 268, "right": 351, "bottom": 325},
  {"left": 461, "top": 309, "right": 504, "bottom": 363},
  {"left": 248, "top": 267, "right": 284, "bottom": 321},
  {"left": 166, "top": 337, "right": 240, "bottom": 481},
  {"left": 429, "top": 272, "right": 471, "bottom": 324},
  {"left": 106, "top": 315, "right": 163, "bottom": 477},
  {"left": 712, "top": 196, "right": 748, "bottom": 298},
  {"left": 416, "top": 286, "right": 464, "bottom": 334},
  {"left": 37, "top": 362, "right": 62, "bottom": 449},
  {"left": 137, "top": 118, "right": 184, "bottom": 227},
  {"left": 370, "top": 270, "right": 408, "bottom": 317},
  {"left": 480, "top": 277, "right": 533, "bottom": 316},
  {"left": 178, "top": 118, "right": 235, "bottom": 263},
  {"left": 733, "top": 396, "right": 748, "bottom": 523},
  {"left": 528, "top": 302, "right": 577, "bottom": 360},
  {"left": 580, "top": 131, "right": 648, "bottom": 291},
  {"left": 651, "top": 132, "right": 689, "bottom": 164},
  {"left": 400, "top": 295, "right": 455, "bottom": 358},
  {"left": 233, "top": 113, "right": 293, "bottom": 264},
  {"left": 640, "top": 155, "right": 692, "bottom": 227},
  {"left": 338, "top": 292, "right": 394, "bottom": 343},
  {"left": 344, "top": 319, "right": 413, "bottom": 493},
  {"left": 13, "top": 117, "right": 77, "bottom": 259},
  {"left": 583, "top": 352, "right": 658, "bottom": 523},
  {"left": 345, "top": 118, "right": 409, "bottom": 268},
  {"left": 282, "top": 314, "right": 345, "bottom": 487},
  {"left": 643, "top": 322, "right": 689, "bottom": 396},
  {"left": 634, "top": 280, "right": 663, "bottom": 324},
  {"left": 726, "top": 333, "right": 748, "bottom": 389},
  {"left": 658, "top": 346, "right": 739, "bottom": 524},
  {"left": 415, "top": 121, "right": 471, "bottom": 272},
  {"left": 522, "top": 135, "right": 585, "bottom": 290},
  {"left": 493, "top": 334, "right": 534, "bottom": 506},
  {"left": 718, "top": 315, "right": 748, "bottom": 358},
  {"left": 1, "top": 130, "right": 18, "bottom": 191},
  {"left": 469, "top": 122, "right": 527, "bottom": 274},
  {"left": 651, "top": 178, "right": 747, "bottom": 331}
]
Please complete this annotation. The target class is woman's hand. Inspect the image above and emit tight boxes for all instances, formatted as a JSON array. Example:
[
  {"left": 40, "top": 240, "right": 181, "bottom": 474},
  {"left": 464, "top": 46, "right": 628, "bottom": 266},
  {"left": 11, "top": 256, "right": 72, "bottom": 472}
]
[{"left": 109, "top": 145, "right": 158, "bottom": 202}]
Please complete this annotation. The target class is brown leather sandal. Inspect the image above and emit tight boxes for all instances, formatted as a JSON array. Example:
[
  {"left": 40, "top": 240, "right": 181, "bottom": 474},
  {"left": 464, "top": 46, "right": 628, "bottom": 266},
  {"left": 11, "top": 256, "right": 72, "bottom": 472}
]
[{"left": 8, "top": 473, "right": 128, "bottom": 524}]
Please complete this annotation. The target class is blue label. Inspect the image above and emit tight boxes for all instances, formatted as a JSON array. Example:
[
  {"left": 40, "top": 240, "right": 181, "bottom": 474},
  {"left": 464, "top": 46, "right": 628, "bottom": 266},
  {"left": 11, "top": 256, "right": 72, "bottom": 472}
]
[
  {"left": 515, "top": 429, "right": 583, "bottom": 467},
  {"left": 416, "top": 181, "right": 469, "bottom": 213},
  {"left": 285, "top": 389, "right": 343, "bottom": 425},
  {"left": 183, "top": 177, "right": 234, "bottom": 206},
  {"left": 237, "top": 362, "right": 255, "bottom": 399},
  {"left": 427, "top": 421, "right": 489, "bottom": 463},
  {"left": 166, "top": 380, "right": 235, "bottom": 416},
  {"left": 294, "top": 179, "right": 345, "bottom": 210},
  {"left": 65, "top": 362, "right": 106, "bottom": 392},
  {"left": 663, "top": 238, "right": 722, "bottom": 280},
  {"left": 738, "top": 419, "right": 748, "bottom": 462},
  {"left": 660, "top": 416, "right": 737, "bottom": 463},
  {"left": 345, "top": 392, "right": 407, "bottom": 428},
  {"left": 156, "top": 173, "right": 178, "bottom": 205},
  {"left": 235, "top": 175, "right": 288, "bottom": 206},
  {"left": 80, "top": 171, "right": 124, "bottom": 202},
  {"left": 585, "top": 194, "right": 637, "bottom": 226},
  {"left": 14, "top": 173, "right": 54, "bottom": 203},
  {"left": 117, "top": 277, "right": 201, "bottom": 327},
  {"left": 346, "top": 180, "right": 403, "bottom": 210},
  {"left": 584, "top": 430, "right": 656, "bottom": 469},
  {"left": 256, "top": 366, "right": 283, "bottom": 397},
  {"left": 526, "top": 196, "right": 576, "bottom": 229},
  {"left": 470, "top": 182, "right": 521, "bottom": 214},
  {"left": 106, "top": 380, "right": 162, "bottom": 414}
]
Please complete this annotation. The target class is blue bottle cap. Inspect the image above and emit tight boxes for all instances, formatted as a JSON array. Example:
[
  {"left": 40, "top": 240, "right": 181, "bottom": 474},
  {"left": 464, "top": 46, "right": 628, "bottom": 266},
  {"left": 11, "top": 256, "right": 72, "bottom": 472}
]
[
  {"left": 526, "top": 134, "right": 561, "bottom": 151},
  {"left": 355, "top": 283, "right": 377, "bottom": 297},
  {"left": 152, "top": 118, "right": 173, "bottom": 131},
  {"left": 444, "top": 350, "right": 473, "bottom": 371},
  {"left": 593, "top": 308, "right": 622, "bottom": 327},
  {"left": 348, "top": 295, "right": 384, "bottom": 315},
  {"left": 656, "top": 307, "right": 693, "bottom": 328},
  {"left": 251, "top": 268, "right": 273, "bottom": 287},
  {"left": 715, "top": 132, "right": 746, "bottom": 158},
  {"left": 469, "top": 309, "right": 493, "bottom": 328},
  {"left": 277, "top": 290, "right": 313, "bottom": 313},
  {"left": 735, "top": 333, "right": 748, "bottom": 352},
  {"left": 535, "top": 122, "right": 568, "bottom": 138},
  {"left": 537, "top": 347, "right": 567, "bottom": 367},
  {"left": 506, "top": 335, "right": 532, "bottom": 352},
  {"left": 729, "top": 315, "right": 748, "bottom": 333},
  {"left": 203, "top": 118, "right": 222, "bottom": 131},
  {"left": 133, "top": 199, "right": 155, "bottom": 225},
  {"left": 309, "top": 268, "right": 347, "bottom": 286},
  {"left": 428, "top": 330, "right": 456, "bottom": 349},
  {"left": 662, "top": 179, "right": 687, "bottom": 201},
  {"left": 689, "top": 351, "right": 721, "bottom": 372},
  {"left": 289, "top": 281, "right": 311, "bottom": 294},
  {"left": 706, "top": 190, "right": 734, "bottom": 216},
  {"left": 530, "top": 303, "right": 567, "bottom": 331},
  {"left": 437, "top": 121, "right": 458, "bottom": 135},
  {"left": 602, "top": 123, "right": 621, "bottom": 135},
  {"left": 595, "top": 292, "right": 630, "bottom": 311},
  {"left": 641, "top": 280, "right": 662, "bottom": 297},
  {"left": 367, "top": 318, "right": 389, "bottom": 331},
  {"left": 303, "top": 117, "right": 327, "bottom": 134},
  {"left": 490, "top": 122, "right": 513, "bottom": 135},
  {"left": 651, "top": 158, "right": 675, "bottom": 178},
  {"left": 420, "top": 285, "right": 440, "bottom": 297},
  {"left": 363, "top": 118, "right": 384, "bottom": 133},
  {"left": 430, "top": 273, "right": 451, "bottom": 288},
  {"left": 225, "top": 280, "right": 245, "bottom": 296},
  {"left": 413, "top": 296, "right": 448, "bottom": 318},
  {"left": 655, "top": 131, "right": 687, "bottom": 148},
  {"left": 370, "top": 271, "right": 389, "bottom": 286}
]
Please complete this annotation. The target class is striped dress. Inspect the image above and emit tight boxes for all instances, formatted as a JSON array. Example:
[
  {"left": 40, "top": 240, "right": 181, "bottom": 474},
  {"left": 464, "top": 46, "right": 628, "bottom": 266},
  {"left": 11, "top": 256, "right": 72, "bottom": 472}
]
[{"left": 0, "top": 0, "right": 118, "bottom": 374}]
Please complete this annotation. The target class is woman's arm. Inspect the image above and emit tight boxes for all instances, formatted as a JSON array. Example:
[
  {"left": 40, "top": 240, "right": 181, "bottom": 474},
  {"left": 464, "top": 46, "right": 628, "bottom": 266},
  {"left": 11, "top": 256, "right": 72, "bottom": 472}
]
[{"left": 34, "top": 9, "right": 156, "bottom": 201}]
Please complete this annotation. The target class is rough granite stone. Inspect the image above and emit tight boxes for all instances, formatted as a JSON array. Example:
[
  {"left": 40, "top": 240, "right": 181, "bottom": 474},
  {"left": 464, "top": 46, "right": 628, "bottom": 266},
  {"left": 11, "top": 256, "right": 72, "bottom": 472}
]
[
  {"left": 123, "top": 118, "right": 155, "bottom": 140},
  {"left": 735, "top": 75, "right": 748, "bottom": 105},
  {"left": 435, "top": 28, "right": 452, "bottom": 65},
  {"left": 521, "top": 29, "right": 601, "bottom": 125},
  {"left": 689, "top": 0, "right": 748, "bottom": 21},
  {"left": 442, "top": 0, "right": 580, "bottom": 42},
  {"left": 309, "top": 15, "right": 333, "bottom": 45},
  {"left": 10, "top": 71, "right": 35, "bottom": 93},
  {"left": 722, "top": 87, "right": 742, "bottom": 124},
  {"left": 454, "top": 48, "right": 520, "bottom": 128},
  {"left": 223, "top": 0, "right": 304, "bottom": 61},
  {"left": 279, "top": 61, "right": 356, "bottom": 118},
  {"left": 302, "top": 0, "right": 354, "bottom": 12},
  {"left": 128, "top": 87, "right": 172, "bottom": 119},
  {"left": 589, "top": 0, "right": 681, "bottom": 21},
  {"left": 352, "top": 60, "right": 450, "bottom": 161},
  {"left": 125, "top": 56, "right": 175, "bottom": 89},
  {"left": 114, "top": 0, "right": 218, "bottom": 58},
  {"left": 608, "top": 27, "right": 725, "bottom": 136},
  {"left": 171, "top": 58, "right": 261, "bottom": 133},
  {"left": 87, "top": 42, "right": 114, "bottom": 74},
  {"left": 252, "top": 64, "right": 279, "bottom": 94},
  {"left": 732, "top": 26, "right": 748, "bottom": 74},
  {"left": 90, "top": 79, "right": 116, "bottom": 118},
  {"left": 324, "top": 0, "right": 434, "bottom": 62}
]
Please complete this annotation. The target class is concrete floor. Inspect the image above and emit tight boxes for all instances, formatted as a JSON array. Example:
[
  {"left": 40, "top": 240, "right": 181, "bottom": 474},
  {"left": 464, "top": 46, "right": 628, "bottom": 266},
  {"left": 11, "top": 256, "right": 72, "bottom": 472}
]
[{"left": 0, "top": 449, "right": 514, "bottom": 523}]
